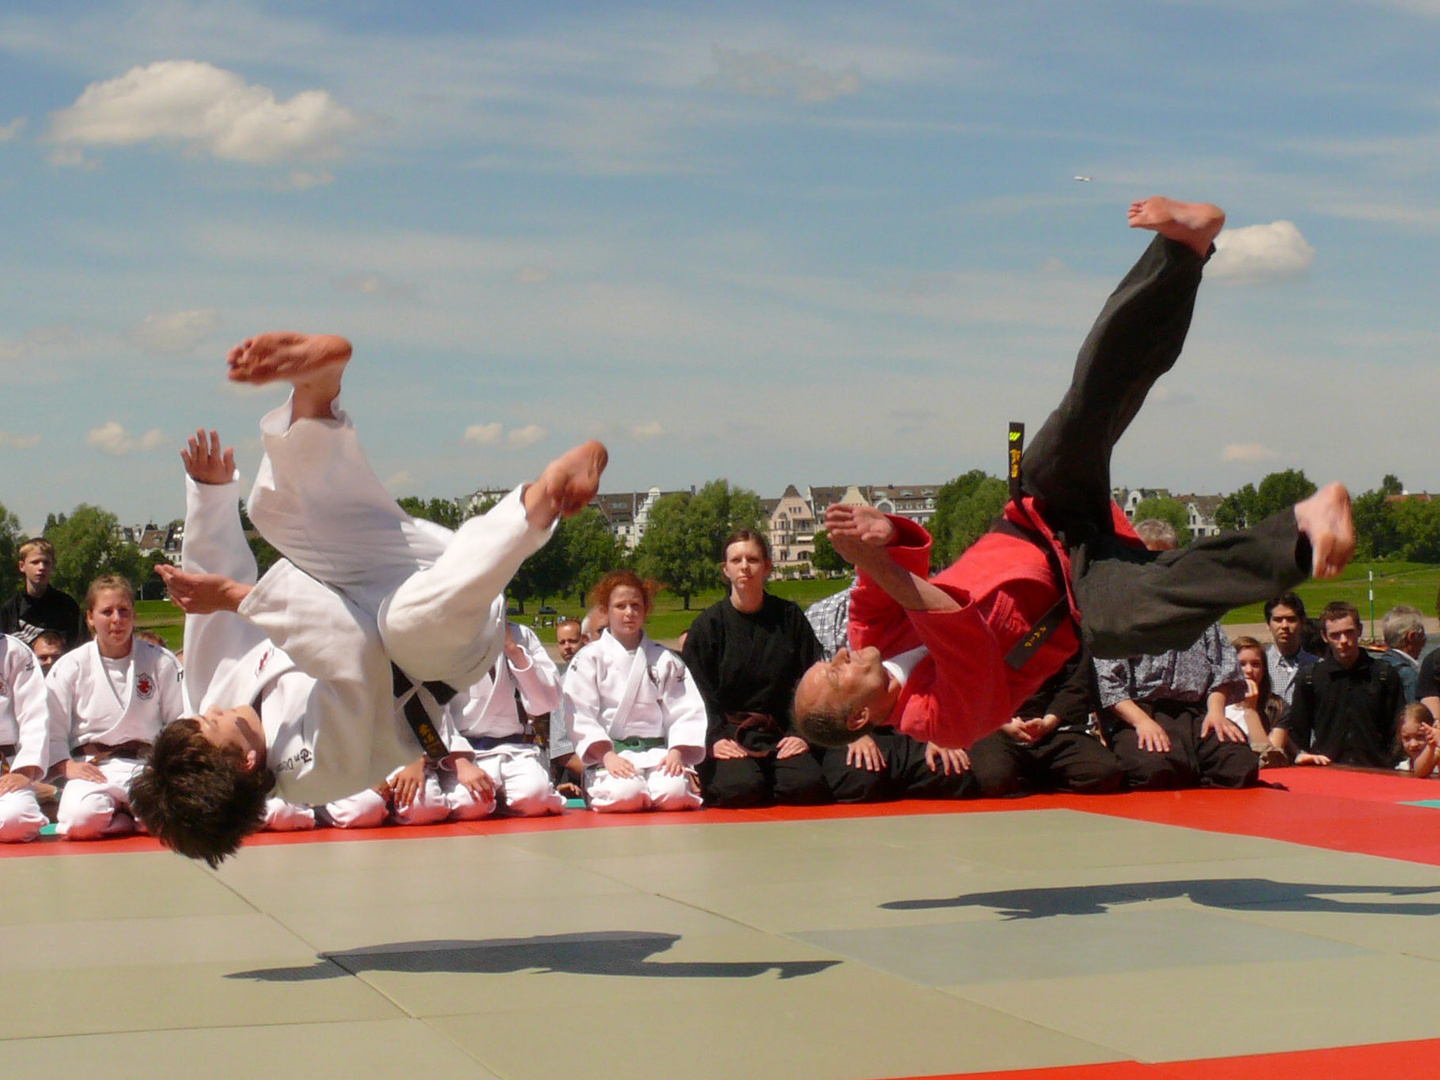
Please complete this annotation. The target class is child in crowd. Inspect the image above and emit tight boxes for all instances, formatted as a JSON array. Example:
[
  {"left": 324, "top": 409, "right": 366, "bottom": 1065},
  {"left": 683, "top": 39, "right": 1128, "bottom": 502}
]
[
  {"left": 0, "top": 633, "right": 50, "bottom": 842},
  {"left": 1396, "top": 703, "right": 1438, "bottom": 778},
  {"left": 564, "top": 571, "right": 705, "bottom": 812},
  {"left": 46, "top": 576, "right": 184, "bottom": 838},
  {"left": 1227, "top": 635, "right": 1288, "bottom": 768}
]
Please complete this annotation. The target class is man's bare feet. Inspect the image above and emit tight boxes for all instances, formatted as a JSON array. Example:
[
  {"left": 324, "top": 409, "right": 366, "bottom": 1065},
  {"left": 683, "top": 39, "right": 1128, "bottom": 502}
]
[
  {"left": 1127, "top": 197, "right": 1226, "bottom": 258},
  {"left": 524, "top": 440, "right": 609, "bottom": 529},
  {"left": 227, "top": 332, "right": 352, "bottom": 421},
  {"left": 1293, "top": 482, "right": 1355, "bottom": 580}
]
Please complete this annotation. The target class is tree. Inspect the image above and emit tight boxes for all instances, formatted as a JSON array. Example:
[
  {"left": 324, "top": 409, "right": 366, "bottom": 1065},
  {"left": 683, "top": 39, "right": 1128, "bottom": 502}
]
[
  {"left": 1132, "top": 496, "right": 1191, "bottom": 545},
  {"left": 397, "top": 495, "right": 466, "bottom": 531},
  {"left": 43, "top": 505, "right": 153, "bottom": 599},
  {"left": 810, "top": 530, "right": 846, "bottom": 575},
  {"left": 929, "top": 470, "right": 1008, "bottom": 568},
  {"left": 509, "top": 531, "right": 570, "bottom": 614},
  {"left": 558, "top": 508, "right": 624, "bottom": 605},
  {"left": 687, "top": 479, "right": 768, "bottom": 564},
  {"left": 634, "top": 492, "right": 712, "bottom": 610},
  {"left": 0, "top": 501, "right": 21, "bottom": 604},
  {"left": 1216, "top": 469, "right": 1317, "bottom": 530}
]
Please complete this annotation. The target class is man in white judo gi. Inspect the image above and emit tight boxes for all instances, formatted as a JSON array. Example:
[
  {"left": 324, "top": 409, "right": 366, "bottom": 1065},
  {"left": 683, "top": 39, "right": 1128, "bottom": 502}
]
[{"left": 130, "top": 332, "right": 607, "bottom": 864}]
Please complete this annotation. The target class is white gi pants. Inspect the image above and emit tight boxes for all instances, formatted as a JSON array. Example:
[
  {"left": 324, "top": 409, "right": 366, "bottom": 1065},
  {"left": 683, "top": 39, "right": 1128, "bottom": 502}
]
[
  {"left": 587, "top": 748, "right": 702, "bottom": 814},
  {"left": 56, "top": 757, "right": 146, "bottom": 839},
  {"left": 0, "top": 786, "right": 48, "bottom": 843}
]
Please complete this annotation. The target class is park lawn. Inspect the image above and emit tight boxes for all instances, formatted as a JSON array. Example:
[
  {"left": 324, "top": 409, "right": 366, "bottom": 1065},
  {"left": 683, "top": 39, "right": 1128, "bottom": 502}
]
[
  {"left": 1223, "top": 561, "right": 1440, "bottom": 627},
  {"left": 135, "top": 598, "right": 185, "bottom": 651}
]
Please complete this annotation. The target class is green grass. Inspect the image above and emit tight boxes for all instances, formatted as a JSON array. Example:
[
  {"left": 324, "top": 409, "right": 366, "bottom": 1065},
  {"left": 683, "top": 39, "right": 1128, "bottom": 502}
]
[
  {"left": 134, "top": 598, "right": 185, "bottom": 651},
  {"left": 1222, "top": 561, "right": 1440, "bottom": 627}
]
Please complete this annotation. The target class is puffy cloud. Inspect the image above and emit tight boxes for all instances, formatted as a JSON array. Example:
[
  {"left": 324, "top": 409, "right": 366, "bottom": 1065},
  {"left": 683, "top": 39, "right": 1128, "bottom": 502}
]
[
  {"left": 0, "top": 325, "right": 76, "bottom": 366},
  {"left": 1222, "top": 442, "right": 1280, "bottom": 463},
  {"left": 87, "top": 421, "right": 166, "bottom": 455},
  {"left": 48, "top": 61, "right": 360, "bottom": 166},
  {"left": 506, "top": 424, "right": 546, "bottom": 448},
  {"left": 0, "top": 431, "right": 40, "bottom": 449},
  {"left": 1209, "top": 221, "right": 1316, "bottom": 282},
  {"left": 515, "top": 266, "right": 552, "bottom": 285},
  {"left": 705, "top": 46, "right": 862, "bottom": 104},
  {"left": 131, "top": 309, "right": 220, "bottom": 354},
  {"left": 0, "top": 117, "right": 24, "bottom": 142},
  {"left": 334, "top": 274, "right": 417, "bottom": 301},
  {"left": 383, "top": 470, "right": 413, "bottom": 490},
  {"left": 286, "top": 170, "right": 335, "bottom": 189},
  {"left": 463, "top": 422, "right": 503, "bottom": 446},
  {"left": 631, "top": 421, "right": 664, "bottom": 440}
]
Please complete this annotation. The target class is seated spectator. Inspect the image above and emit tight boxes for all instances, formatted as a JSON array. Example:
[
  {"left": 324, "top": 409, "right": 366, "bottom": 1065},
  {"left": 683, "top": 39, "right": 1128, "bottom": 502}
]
[
  {"left": 1395, "top": 703, "right": 1438, "bottom": 778},
  {"left": 1376, "top": 604, "right": 1425, "bottom": 704},
  {"left": 682, "top": 530, "right": 830, "bottom": 809},
  {"left": 46, "top": 575, "right": 184, "bottom": 838},
  {"left": 0, "top": 633, "right": 50, "bottom": 843},
  {"left": 444, "top": 620, "right": 566, "bottom": 817},
  {"left": 805, "top": 586, "right": 852, "bottom": 661},
  {"left": 565, "top": 571, "right": 705, "bottom": 812},
  {"left": 1093, "top": 520, "right": 1258, "bottom": 790},
  {"left": 1264, "top": 593, "right": 1318, "bottom": 708},
  {"left": 549, "top": 617, "right": 585, "bottom": 794},
  {"left": 1227, "top": 635, "right": 1288, "bottom": 768},
  {"left": 1275, "top": 601, "right": 1403, "bottom": 769},
  {"left": 1, "top": 539, "right": 84, "bottom": 649},
  {"left": 30, "top": 630, "right": 65, "bottom": 676},
  {"left": 968, "top": 644, "right": 1124, "bottom": 798}
]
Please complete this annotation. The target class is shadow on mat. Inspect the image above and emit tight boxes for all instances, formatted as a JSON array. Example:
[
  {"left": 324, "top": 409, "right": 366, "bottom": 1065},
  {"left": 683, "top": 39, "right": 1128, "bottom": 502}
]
[
  {"left": 228, "top": 930, "right": 839, "bottom": 982},
  {"left": 882, "top": 879, "right": 1440, "bottom": 920}
]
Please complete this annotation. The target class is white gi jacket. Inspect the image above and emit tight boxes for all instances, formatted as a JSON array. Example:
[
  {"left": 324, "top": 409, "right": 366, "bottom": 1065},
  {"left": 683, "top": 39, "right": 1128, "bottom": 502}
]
[
  {"left": 183, "top": 474, "right": 469, "bottom": 806},
  {"left": 446, "top": 622, "right": 561, "bottom": 740},
  {"left": 45, "top": 638, "right": 184, "bottom": 767},
  {"left": 563, "top": 631, "right": 706, "bottom": 767},
  {"left": 0, "top": 635, "right": 49, "bottom": 773}
]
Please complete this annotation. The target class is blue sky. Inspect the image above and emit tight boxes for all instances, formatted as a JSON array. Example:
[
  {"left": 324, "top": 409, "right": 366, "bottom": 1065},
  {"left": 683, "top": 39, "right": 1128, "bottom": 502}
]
[{"left": 3, "top": 0, "right": 1439, "bottom": 533}]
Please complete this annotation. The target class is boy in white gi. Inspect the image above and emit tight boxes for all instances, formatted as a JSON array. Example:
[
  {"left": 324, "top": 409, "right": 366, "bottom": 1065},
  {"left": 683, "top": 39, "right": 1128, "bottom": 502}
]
[
  {"left": 443, "top": 620, "right": 566, "bottom": 817},
  {"left": 0, "top": 634, "right": 51, "bottom": 842},
  {"left": 130, "top": 332, "right": 605, "bottom": 864},
  {"left": 564, "top": 570, "right": 706, "bottom": 812},
  {"left": 47, "top": 577, "right": 185, "bottom": 838}
]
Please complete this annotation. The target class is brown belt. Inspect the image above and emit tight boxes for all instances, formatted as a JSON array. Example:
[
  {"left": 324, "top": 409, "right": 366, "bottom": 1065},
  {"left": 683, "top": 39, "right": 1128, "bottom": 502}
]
[
  {"left": 0, "top": 743, "right": 14, "bottom": 774},
  {"left": 74, "top": 740, "right": 152, "bottom": 763}
]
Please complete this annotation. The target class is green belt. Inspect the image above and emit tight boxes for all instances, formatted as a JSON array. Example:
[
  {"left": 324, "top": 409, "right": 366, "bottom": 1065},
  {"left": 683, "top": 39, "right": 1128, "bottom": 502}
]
[{"left": 611, "top": 737, "right": 666, "bottom": 753}]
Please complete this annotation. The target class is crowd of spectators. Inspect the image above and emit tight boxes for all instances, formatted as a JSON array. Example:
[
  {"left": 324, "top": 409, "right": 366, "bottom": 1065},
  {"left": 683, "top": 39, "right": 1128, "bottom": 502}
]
[{"left": 3, "top": 513, "right": 1437, "bottom": 848}]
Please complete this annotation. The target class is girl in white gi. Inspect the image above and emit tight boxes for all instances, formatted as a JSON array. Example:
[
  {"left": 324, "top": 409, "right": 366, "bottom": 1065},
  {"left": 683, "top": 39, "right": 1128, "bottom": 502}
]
[
  {"left": 46, "top": 577, "right": 184, "bottom": 839},
  {"left": 564, "top": 571, "right": 705, "bottom": 813},
  {"left": 0, "top": 634, "right": 51, "bottom": 842},
  {"left": 442, "top": 620, "right": 566, "bottom": 817}
]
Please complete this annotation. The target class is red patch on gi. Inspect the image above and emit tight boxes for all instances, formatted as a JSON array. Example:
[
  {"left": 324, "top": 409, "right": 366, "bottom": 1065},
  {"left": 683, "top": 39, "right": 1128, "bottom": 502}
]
[{"left": 135, "top": 673, "right": 155, "bottom": 700}]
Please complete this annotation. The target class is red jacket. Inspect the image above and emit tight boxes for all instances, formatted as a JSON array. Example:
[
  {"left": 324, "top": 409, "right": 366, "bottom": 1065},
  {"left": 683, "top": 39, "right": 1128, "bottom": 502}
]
[{"left": 848, "top": 499, "right": 1138, "bottom": 749}]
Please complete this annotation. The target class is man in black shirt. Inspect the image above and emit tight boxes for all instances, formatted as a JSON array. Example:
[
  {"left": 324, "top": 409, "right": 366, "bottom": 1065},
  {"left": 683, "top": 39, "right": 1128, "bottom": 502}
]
[
  {"left": 0, "top": 539, "right": 83, "bottom": 649},
  {"left": 1277, "top": 601, "right": 1402, "bottom": 769}
]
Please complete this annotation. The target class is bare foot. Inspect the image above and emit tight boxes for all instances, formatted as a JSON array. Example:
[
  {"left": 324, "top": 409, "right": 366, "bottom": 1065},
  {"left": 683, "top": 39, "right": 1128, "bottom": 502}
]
[
  {"left": 1127, "top": 197, "right": 1226, "bottom": 257},
  {"left": 524, "top": 440, "right": 609, "bottom": 529},
  {"left": 1293, "top": 482, "right": 1355, "bottom": 579},
  {"left": 227, "top": 332, "right": 352, "bottom": 420}
]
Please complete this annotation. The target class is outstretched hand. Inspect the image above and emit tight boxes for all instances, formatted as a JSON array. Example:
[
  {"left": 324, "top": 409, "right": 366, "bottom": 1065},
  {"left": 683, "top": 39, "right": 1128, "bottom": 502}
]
[
  {"left": 824, "top": 504, "right": 895, "bottom": 565},
  {"left": 182, "top": 429, "right": 235, "bottom": 486},
  {"left": 158, "top": 564, "right": 252, "bottom": 614}
]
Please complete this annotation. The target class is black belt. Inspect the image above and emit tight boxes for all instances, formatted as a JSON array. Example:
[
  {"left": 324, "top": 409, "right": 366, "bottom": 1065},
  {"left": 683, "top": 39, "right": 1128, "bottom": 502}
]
[
  {"left": 391, "top": 664, "right": 458, "bottom": 761},
  {"left": 470, "top": 733, "right": 528, "bottom": 753}
]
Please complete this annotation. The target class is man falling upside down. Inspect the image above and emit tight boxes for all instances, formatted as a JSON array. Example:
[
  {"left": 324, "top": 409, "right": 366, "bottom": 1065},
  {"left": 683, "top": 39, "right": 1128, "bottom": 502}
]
[
  {"left": 130, "top": 333, "right": 607, "bottom": 864},
  {"left": 793, "top": 197, "right": 1354, "bottom": 752}
]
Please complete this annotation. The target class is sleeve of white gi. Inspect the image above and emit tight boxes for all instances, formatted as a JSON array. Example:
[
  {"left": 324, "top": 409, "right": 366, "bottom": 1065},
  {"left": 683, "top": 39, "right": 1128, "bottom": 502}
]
[
  {"left": 7, "top": 640, "right": 51, "bottom": 774},
  {"left": 562, "top": 650, "right": 612, "bottom": 766},
  {"left": 508, "top": 623, "right": 562, "bottom": 716}
]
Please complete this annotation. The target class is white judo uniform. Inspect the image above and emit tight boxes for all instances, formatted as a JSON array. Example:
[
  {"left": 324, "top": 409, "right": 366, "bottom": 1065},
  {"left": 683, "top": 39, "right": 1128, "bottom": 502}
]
[
  {"left": 0, "top": 634, "right": 50, "bottom": 843},
  {"left": 185, "top": 393, "right": 551, "bottom": 805},
  {"left": 563, "top": 631, "right": 706, "bottom": 813},
  {"left": 46, "top": 638, "right": 184, "bottom": 838},
  {"left": 181, "top": 467, "right": 475, "bottom": 810},
  {"left": 442, "top": 621, "right": 566, "bottom": 818}
]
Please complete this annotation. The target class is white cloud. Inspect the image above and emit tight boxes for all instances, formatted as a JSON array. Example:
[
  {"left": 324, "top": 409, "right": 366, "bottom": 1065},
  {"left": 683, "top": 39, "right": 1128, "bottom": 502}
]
[
  {"left": 286, "top": 169, "right": 335, "bottom": 189},
  {"left": 515, "top": 266, "right": 552, "bottom": 285},
  {"left": 131, "top": 309, "right": 220, "bottom": 354},
  {"left": 0, "top": 117, "right": 24, "bottom": 142},
  {"left": 334, "top": 274, "right": 417, "bottom": 301},
  {"left": 1209, "top": 221, "right": 1316, "bottom": 282},
  {"left": 0, "top": 431, "right": 40, "bottom": 449},
  {"left": 48, "top": 60, "right": 360, "bottom": 166},
  {"left": 1222, "top": 442, "right": 1280, "bottom": 463},
  {"left": 463, "top": 422, "right": 503, "bottom": 446},
  {"left": 705, "top": 46, "right": 862, "bottom": 104},
  {"left": 631, "top": 421, "right": 664, "bottom": 440},
  {"left": 383, "top": 470, "right": 413, "bottom": 490},
  {"left": 507, "top": 424, "right": 546, "bottom": 448},
  {"left": 86, "top": 421, "right": 166, "bottom": 455}
]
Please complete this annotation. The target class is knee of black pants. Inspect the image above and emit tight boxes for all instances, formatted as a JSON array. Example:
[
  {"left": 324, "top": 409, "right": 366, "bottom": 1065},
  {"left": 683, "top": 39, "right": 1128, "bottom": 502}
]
[
  {"left": 1200, "top": 741, "right": 1260, "bottom": 789},
  {"left": 1066, "top": 757, "right": 1127, "bottom": 795},
  {"left": 702, "top": 758, "right": 771, "bottom": 809},
  {"left": 823, "top": 748, "right": 890, "bottom": 803},
  {"left": 773, "top": 751, "right": 832, "bottom": 805},
  {"left": 966, "top": 735, "right": 1024, "bottom": 799}
]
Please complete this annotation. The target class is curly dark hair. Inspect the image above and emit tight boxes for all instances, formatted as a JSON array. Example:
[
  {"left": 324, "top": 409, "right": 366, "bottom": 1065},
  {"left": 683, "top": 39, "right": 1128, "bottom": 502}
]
[{"left": 129, "top": 719, "right": 274, "bottom": 868}]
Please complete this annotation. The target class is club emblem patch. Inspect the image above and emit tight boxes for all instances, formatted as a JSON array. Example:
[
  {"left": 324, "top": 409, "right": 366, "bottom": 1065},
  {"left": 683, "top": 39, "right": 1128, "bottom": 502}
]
[{"left": 136, "top": 673, "right": 155, "bottom": 700}]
